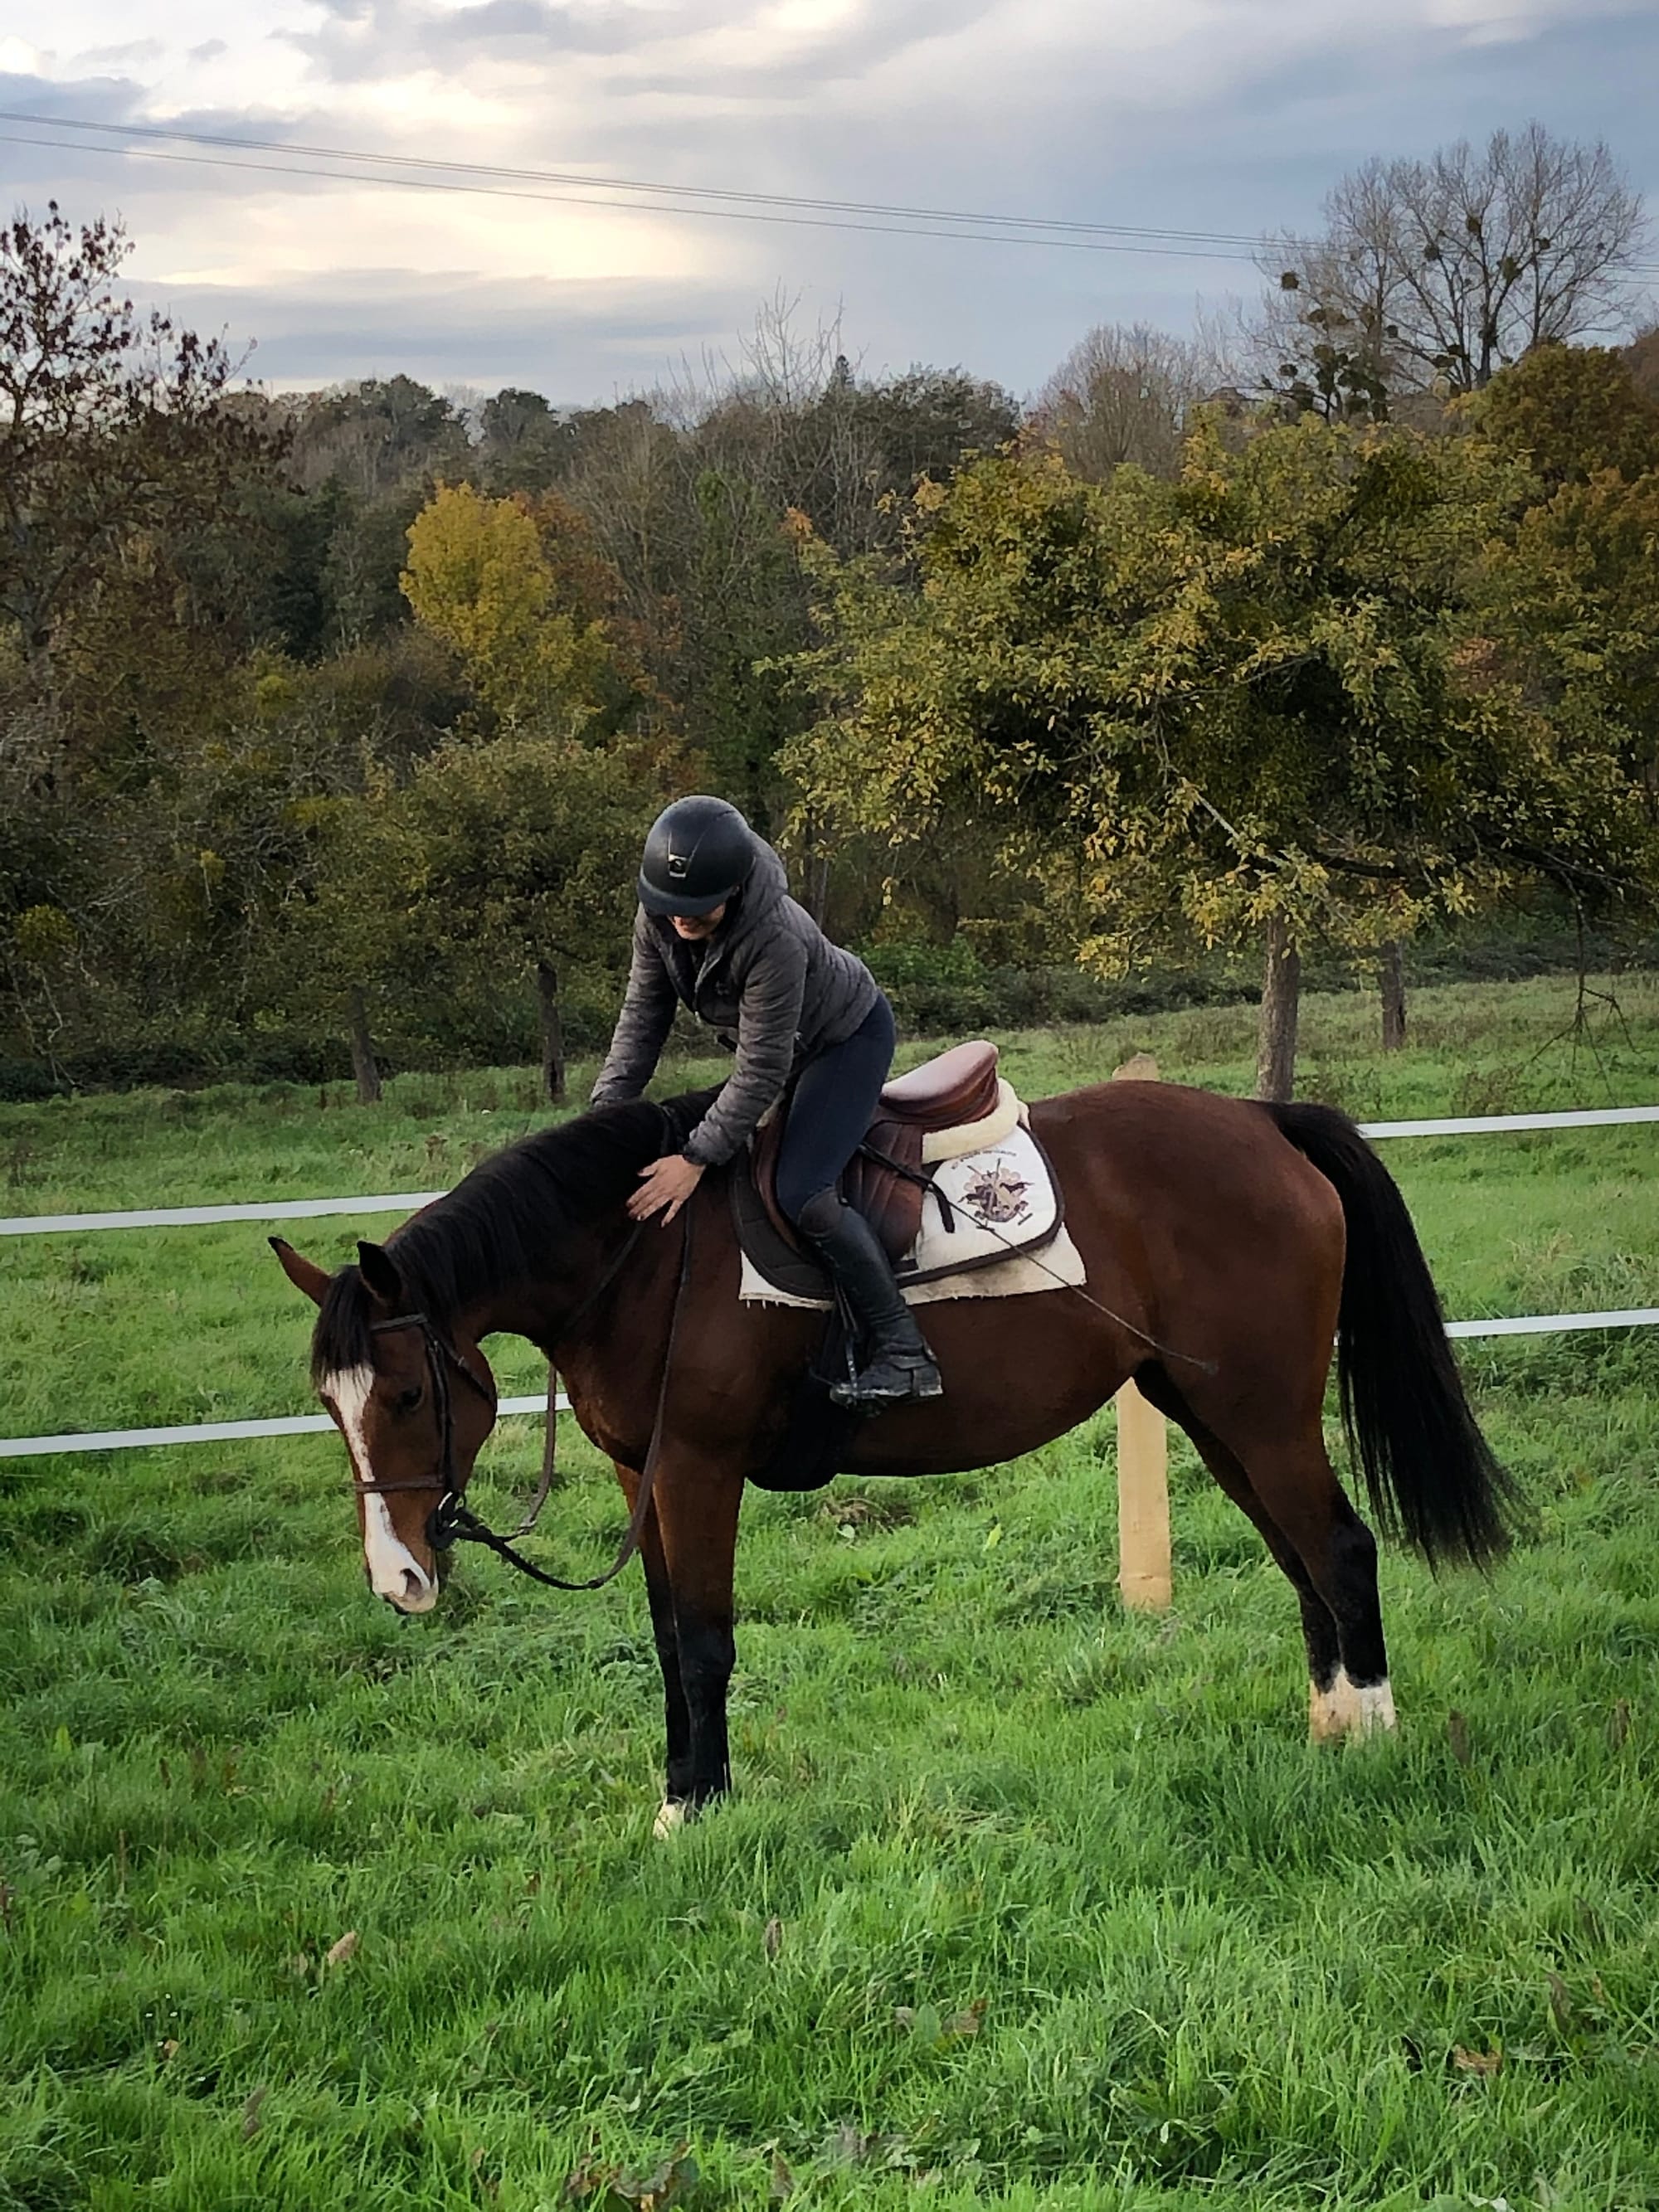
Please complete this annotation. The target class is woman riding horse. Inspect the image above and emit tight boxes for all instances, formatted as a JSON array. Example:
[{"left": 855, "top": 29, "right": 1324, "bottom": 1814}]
[{"left": 591, "top": 795, "right": 941, "bottom": 1411}]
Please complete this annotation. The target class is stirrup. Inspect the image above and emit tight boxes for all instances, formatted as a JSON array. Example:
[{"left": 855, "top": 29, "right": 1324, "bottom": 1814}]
[{"left": 830, "top": 1350, "right": 944, "bottom": 1410}]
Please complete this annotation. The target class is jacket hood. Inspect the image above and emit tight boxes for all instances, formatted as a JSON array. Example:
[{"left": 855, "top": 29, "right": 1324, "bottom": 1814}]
[{"left": 733, "top": 837, "right": 789, "bottom": 931}]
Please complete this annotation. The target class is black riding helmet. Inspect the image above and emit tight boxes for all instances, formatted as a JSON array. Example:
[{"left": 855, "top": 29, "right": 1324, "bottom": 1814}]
[{"left": 638, "top": 795, "right": 755, "bottom": 917}]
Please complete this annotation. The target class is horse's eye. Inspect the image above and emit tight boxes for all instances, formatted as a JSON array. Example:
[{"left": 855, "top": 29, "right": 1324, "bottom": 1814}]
[{"left": 396, "top": 1385, "right": 424, "bottom": 1416}]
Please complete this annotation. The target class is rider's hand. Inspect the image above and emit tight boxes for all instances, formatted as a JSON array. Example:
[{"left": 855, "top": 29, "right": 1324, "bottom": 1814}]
[{"left": 629, "top": 1154, "right": 704, "bottom": 1224}]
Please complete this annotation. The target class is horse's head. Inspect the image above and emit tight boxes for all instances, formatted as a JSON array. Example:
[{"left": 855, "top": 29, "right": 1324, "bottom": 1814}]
[{"left": 272, "top": 1236, "right": 499, "bottom": 1614}]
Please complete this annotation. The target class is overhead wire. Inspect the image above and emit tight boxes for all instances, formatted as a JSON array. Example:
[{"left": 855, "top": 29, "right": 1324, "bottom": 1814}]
[
  {"left": 0, "top": 111, "right": 1267, "bottom": 262},
  {"left": 0, "top": 111, "right": 1269, "bottom": 246},
  {"left": 9, "top": 109, "right": 1657, "bottom": 275}
]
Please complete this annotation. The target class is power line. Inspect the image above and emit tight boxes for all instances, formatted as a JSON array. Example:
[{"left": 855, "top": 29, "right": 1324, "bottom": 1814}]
[
  {"left": 0, "top": 112, "right": 1267, "bottom": 263},
  {"left": 12, "top": 109, "right": 1657, "bottom": 277},
  {"left": 2, "top": 111, "right": 1269, "bottom": 246}
]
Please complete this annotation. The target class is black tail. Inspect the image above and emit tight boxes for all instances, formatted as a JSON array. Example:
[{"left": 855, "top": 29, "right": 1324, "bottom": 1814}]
[{"left": 1263, "top": 1101, "right": 1525, "bottom": 1568}]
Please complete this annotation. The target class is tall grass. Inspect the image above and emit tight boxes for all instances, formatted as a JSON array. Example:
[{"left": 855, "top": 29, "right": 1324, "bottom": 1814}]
[{"left": 2, "top": 975, "right": 1656, "bottom": 2210}]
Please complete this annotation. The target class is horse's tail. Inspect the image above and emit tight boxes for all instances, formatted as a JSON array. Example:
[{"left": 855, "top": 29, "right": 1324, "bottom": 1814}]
[{"left": 1262, "top": 1100, "right": 1524, "bottom": 1568}]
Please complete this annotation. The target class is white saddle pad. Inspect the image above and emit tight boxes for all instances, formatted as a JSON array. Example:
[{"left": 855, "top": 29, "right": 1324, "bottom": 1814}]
[{"left": 739, "top": 1118, "right": 1087, "bottom": 1310}]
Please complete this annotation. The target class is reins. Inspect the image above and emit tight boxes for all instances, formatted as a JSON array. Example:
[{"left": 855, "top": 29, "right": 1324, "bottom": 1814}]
[
  {"left": 421, "top": 1208, "right": 694, "bottom": 1592},
  {"left": 346, "top": 1120, "right": 698, "bottom": 1592}
]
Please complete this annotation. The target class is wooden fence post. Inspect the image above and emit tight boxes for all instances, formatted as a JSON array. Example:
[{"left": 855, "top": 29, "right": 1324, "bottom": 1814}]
[{"left": 1112, "top": 1053, "right": 1172, "bottom": 1610}]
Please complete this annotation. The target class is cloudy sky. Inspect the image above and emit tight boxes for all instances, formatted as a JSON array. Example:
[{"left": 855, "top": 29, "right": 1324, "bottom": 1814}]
[{"left": 2, "top": 0, "right": 1656, "bottom": 406}]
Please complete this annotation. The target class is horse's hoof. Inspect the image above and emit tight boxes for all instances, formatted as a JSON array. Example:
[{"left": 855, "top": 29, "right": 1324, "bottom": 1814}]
[
  {"left": 1308, "top": 1669, "right": 1398, "bottom": 1743},
  {"left": 1350, "top": 1679, "right": 1399, "bottom": 1737},
  {"left": 653, "top": 1798, "right": 688, "bottom": 1840},
  {"left": 1308, "top": 1669, "right": 1360, "bottom": 1743}
]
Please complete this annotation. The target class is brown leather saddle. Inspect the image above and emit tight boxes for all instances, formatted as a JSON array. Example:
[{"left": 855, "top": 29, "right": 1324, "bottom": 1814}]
[{"left": 750, "top": 1038, "right": 1004, "bottom": 1267}]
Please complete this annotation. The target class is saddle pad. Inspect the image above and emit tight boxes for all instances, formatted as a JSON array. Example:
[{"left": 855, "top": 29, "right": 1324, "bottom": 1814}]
[
  {"left": 738, "top": 1226, "right": 1088, "bottom": 1312},
  {"left": 735, "top": 1119, "right": 1085, "bottom": 1308}
]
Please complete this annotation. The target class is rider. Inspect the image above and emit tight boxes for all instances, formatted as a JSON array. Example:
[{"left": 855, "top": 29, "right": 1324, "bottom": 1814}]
[{"left": 591, "top": 795, "right": 942, "bottom": 1410}]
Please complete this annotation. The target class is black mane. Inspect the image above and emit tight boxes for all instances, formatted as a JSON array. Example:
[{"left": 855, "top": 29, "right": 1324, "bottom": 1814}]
[{"left": 309, "top": 1088, "right": 718, "bottom": 1382}]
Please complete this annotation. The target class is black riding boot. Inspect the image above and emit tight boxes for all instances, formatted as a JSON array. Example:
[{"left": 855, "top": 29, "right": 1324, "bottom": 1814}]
[{"left": 795, "top": 1191, "right": 943, "bottom": 1410}]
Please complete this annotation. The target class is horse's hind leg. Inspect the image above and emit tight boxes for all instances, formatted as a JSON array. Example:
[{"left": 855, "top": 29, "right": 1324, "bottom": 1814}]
[
  {"left": 1140, "top": 1374, "right": 1390, "bottom": 1741},
  {"left": 1243, "top": 1433, "right": 1394, "bottom": 1739}
]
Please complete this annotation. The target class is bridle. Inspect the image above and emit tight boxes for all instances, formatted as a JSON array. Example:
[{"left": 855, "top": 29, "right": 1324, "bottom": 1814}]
[{"left": 344, "top": 1189, "right": 694, "bottom": 1594}]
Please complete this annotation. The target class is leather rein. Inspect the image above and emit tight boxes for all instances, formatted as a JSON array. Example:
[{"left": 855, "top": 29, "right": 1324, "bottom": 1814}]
[{"left": 346, "top": 1184, "right": 695, "bottom": 1595}]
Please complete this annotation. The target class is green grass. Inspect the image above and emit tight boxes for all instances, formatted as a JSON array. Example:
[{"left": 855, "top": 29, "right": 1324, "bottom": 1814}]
[{"left": 1, "top": 975, "right": 1657, "bottom": 2210}]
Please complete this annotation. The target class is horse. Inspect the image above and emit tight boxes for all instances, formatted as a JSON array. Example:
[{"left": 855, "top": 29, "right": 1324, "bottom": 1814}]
[{"left": 272, "top": 1077, "right": 1519, "bottom": 1831}]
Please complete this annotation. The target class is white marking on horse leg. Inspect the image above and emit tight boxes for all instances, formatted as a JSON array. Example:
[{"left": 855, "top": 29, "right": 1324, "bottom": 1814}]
[
  {"left": 325, "top": 1364, "right": 436, "bottom": 1613},
  {"left": 1350, "top": 1679, "right": 1398, "bottom": 1736},
  {"left": 653, "top": 1799, "right": 688, "bottom": 1840},
  {"left": 1308, "top": 1666, "right": 1360, "bottom": 1742}
]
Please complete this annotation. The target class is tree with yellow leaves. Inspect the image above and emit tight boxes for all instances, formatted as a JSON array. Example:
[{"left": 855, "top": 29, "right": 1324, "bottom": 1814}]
[{"left": 400, "top": 482, "right": 635, "bottom": 734}]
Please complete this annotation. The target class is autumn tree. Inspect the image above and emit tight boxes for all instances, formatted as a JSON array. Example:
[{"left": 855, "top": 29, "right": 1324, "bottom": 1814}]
[
  {"left": 290, "top": 735, "right": 659, "bottom": 1097},
  {"left": 1467, "top": 353, "right": 1659, "bottom": 898},
  {"left": 785, "top": 420, "right": 1655, "bottom": 1096},
  {"left": 1030, "top": 323, "right": 1224, "bottom": 479},
  {"left": 0, "top": 202, "right": 269, "bottom": 745},
  {"left": 1467, "top": 342, "right": 1659, "bottom": 490},
  {"left": 400, "top": 482, "right": 643, "bottom": 735}
]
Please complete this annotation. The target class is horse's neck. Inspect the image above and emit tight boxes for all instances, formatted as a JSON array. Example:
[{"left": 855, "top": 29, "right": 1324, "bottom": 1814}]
[{"left": 460, "top": 1218, "right": 645, "bottom": 1363}]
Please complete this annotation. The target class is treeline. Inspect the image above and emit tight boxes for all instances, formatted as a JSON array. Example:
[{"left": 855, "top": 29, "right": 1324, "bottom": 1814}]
[{"left": 2, "top": 125, "right": 1657, "bottom": 1100}]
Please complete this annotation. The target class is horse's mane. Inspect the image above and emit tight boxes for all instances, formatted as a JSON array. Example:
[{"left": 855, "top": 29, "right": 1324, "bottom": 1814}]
[{"left": 309, "top": 1088, "right": 718, "bottom": 1383}]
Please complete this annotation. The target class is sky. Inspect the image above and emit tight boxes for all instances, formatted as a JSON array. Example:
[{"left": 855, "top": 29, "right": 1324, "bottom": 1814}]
[{"left": 2, "top": 0, "right": 1657, "bottom": 407}]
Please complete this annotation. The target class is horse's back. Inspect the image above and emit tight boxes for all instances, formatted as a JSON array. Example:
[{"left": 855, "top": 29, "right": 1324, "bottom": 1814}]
[{"left": 1030, "top": 1077, "right": 1347, "bottom": 1308}]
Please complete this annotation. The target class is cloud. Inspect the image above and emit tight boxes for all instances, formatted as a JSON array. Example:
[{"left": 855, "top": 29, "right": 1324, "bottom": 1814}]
[{"left": 3, "top": 0, "right": 1652, "bottom": 400}]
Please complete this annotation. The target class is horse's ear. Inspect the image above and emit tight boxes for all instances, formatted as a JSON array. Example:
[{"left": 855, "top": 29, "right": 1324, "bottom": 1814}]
[
  {"left": 356, "top": 1240, "right": 405, "bottom": 1308},
  {"left": 270, "top": 1237, "right": 330, "bottom": 1307}
]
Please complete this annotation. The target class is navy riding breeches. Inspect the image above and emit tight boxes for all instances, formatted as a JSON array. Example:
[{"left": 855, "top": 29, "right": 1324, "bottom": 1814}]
[{"left": 773, "top": 993, "right": 897, "bottom": 1223}]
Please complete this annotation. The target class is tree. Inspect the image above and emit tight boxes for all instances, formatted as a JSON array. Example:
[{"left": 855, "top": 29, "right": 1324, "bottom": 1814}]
[
  {"left": 1258, "top": 125, "right": 1650, "bottom": 398},
  {"left": 1262, "top": 302, "right": 1394, "bottom": 425},
  {"left": 1467, "top": 346, "right": 1659, "bottom": 863},
  {"left": 401, "top": 482, "right": 636, "bottom": 734},
  {"left": 285, "top": 375, "right": 468, "bottom": 499},
  {"left": 1030, "top": 323, "right": 1222, "bottom": 479},
  {"left": 784, "top": 421, "right": 1655, "bottom": 1096},
  {"left": 292, "top": 735, "right": 659, "bottom": 1098},
  {"left": 844, "top": 366, "right": 1019, "bottom": 498},
  {"left": 477, "top": 387, "right": 583, "bottom": 494},
  {"left": 0, "top": 202, "right": 268, "bottom": 743},
  {"left": 1468, "top": 342, "right": 1659, "bottom": 490}
]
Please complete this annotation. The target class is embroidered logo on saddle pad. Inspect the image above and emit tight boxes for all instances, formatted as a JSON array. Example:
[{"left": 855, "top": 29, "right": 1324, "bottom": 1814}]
[{"left": 961, "top": 1159, "right": 1034, "bottom": 1227}]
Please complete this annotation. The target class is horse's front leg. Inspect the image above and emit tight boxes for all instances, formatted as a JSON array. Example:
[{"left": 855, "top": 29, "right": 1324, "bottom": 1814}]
[
  {"left": 646, "top": 1448, "right": 743, "bottom": 1832},
  {"left": 614, "top": 1462, "right": 695, "bottom": 1821}
]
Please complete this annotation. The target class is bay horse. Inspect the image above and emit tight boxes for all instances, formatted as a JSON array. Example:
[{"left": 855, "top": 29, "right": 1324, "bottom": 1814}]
[{"left": 272, "top": 1078, "right": 1518, "bottom": 1830}]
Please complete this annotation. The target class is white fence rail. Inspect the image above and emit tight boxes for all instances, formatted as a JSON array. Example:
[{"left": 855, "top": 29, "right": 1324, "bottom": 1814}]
[
  {"left": 0, "top": 1393, "right": 572, "bottom": 1461},
  {"left": 2, "top": 1100, "right": 1652, "bottom": 1462},
  {"left": 2, "top": 1105, "right": 1654, "bottom": 1242},
  {"left": 3, "top": 1311, "right": 1655, "bottom": 1461}
]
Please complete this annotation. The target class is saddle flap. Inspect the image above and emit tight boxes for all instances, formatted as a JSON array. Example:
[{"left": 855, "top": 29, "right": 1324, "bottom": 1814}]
[{"left": 752, "top": 1102, "right": 923, "bottom": 1272}]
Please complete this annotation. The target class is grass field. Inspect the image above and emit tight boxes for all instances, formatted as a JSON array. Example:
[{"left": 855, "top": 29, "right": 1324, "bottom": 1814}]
[{"left": 2, "top": 975, "right": 1657, "bottom": 2212}]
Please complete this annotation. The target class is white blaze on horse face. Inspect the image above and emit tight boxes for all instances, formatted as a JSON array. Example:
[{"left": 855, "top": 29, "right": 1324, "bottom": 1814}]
[{"left": 324, "top": 1364, "right": 437, "bottom": 1614}]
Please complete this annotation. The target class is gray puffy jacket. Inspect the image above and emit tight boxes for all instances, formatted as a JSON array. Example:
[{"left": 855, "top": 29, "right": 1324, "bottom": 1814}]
[{"left": 589, "top": 838, "right": 880, "bottom": 1167}]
